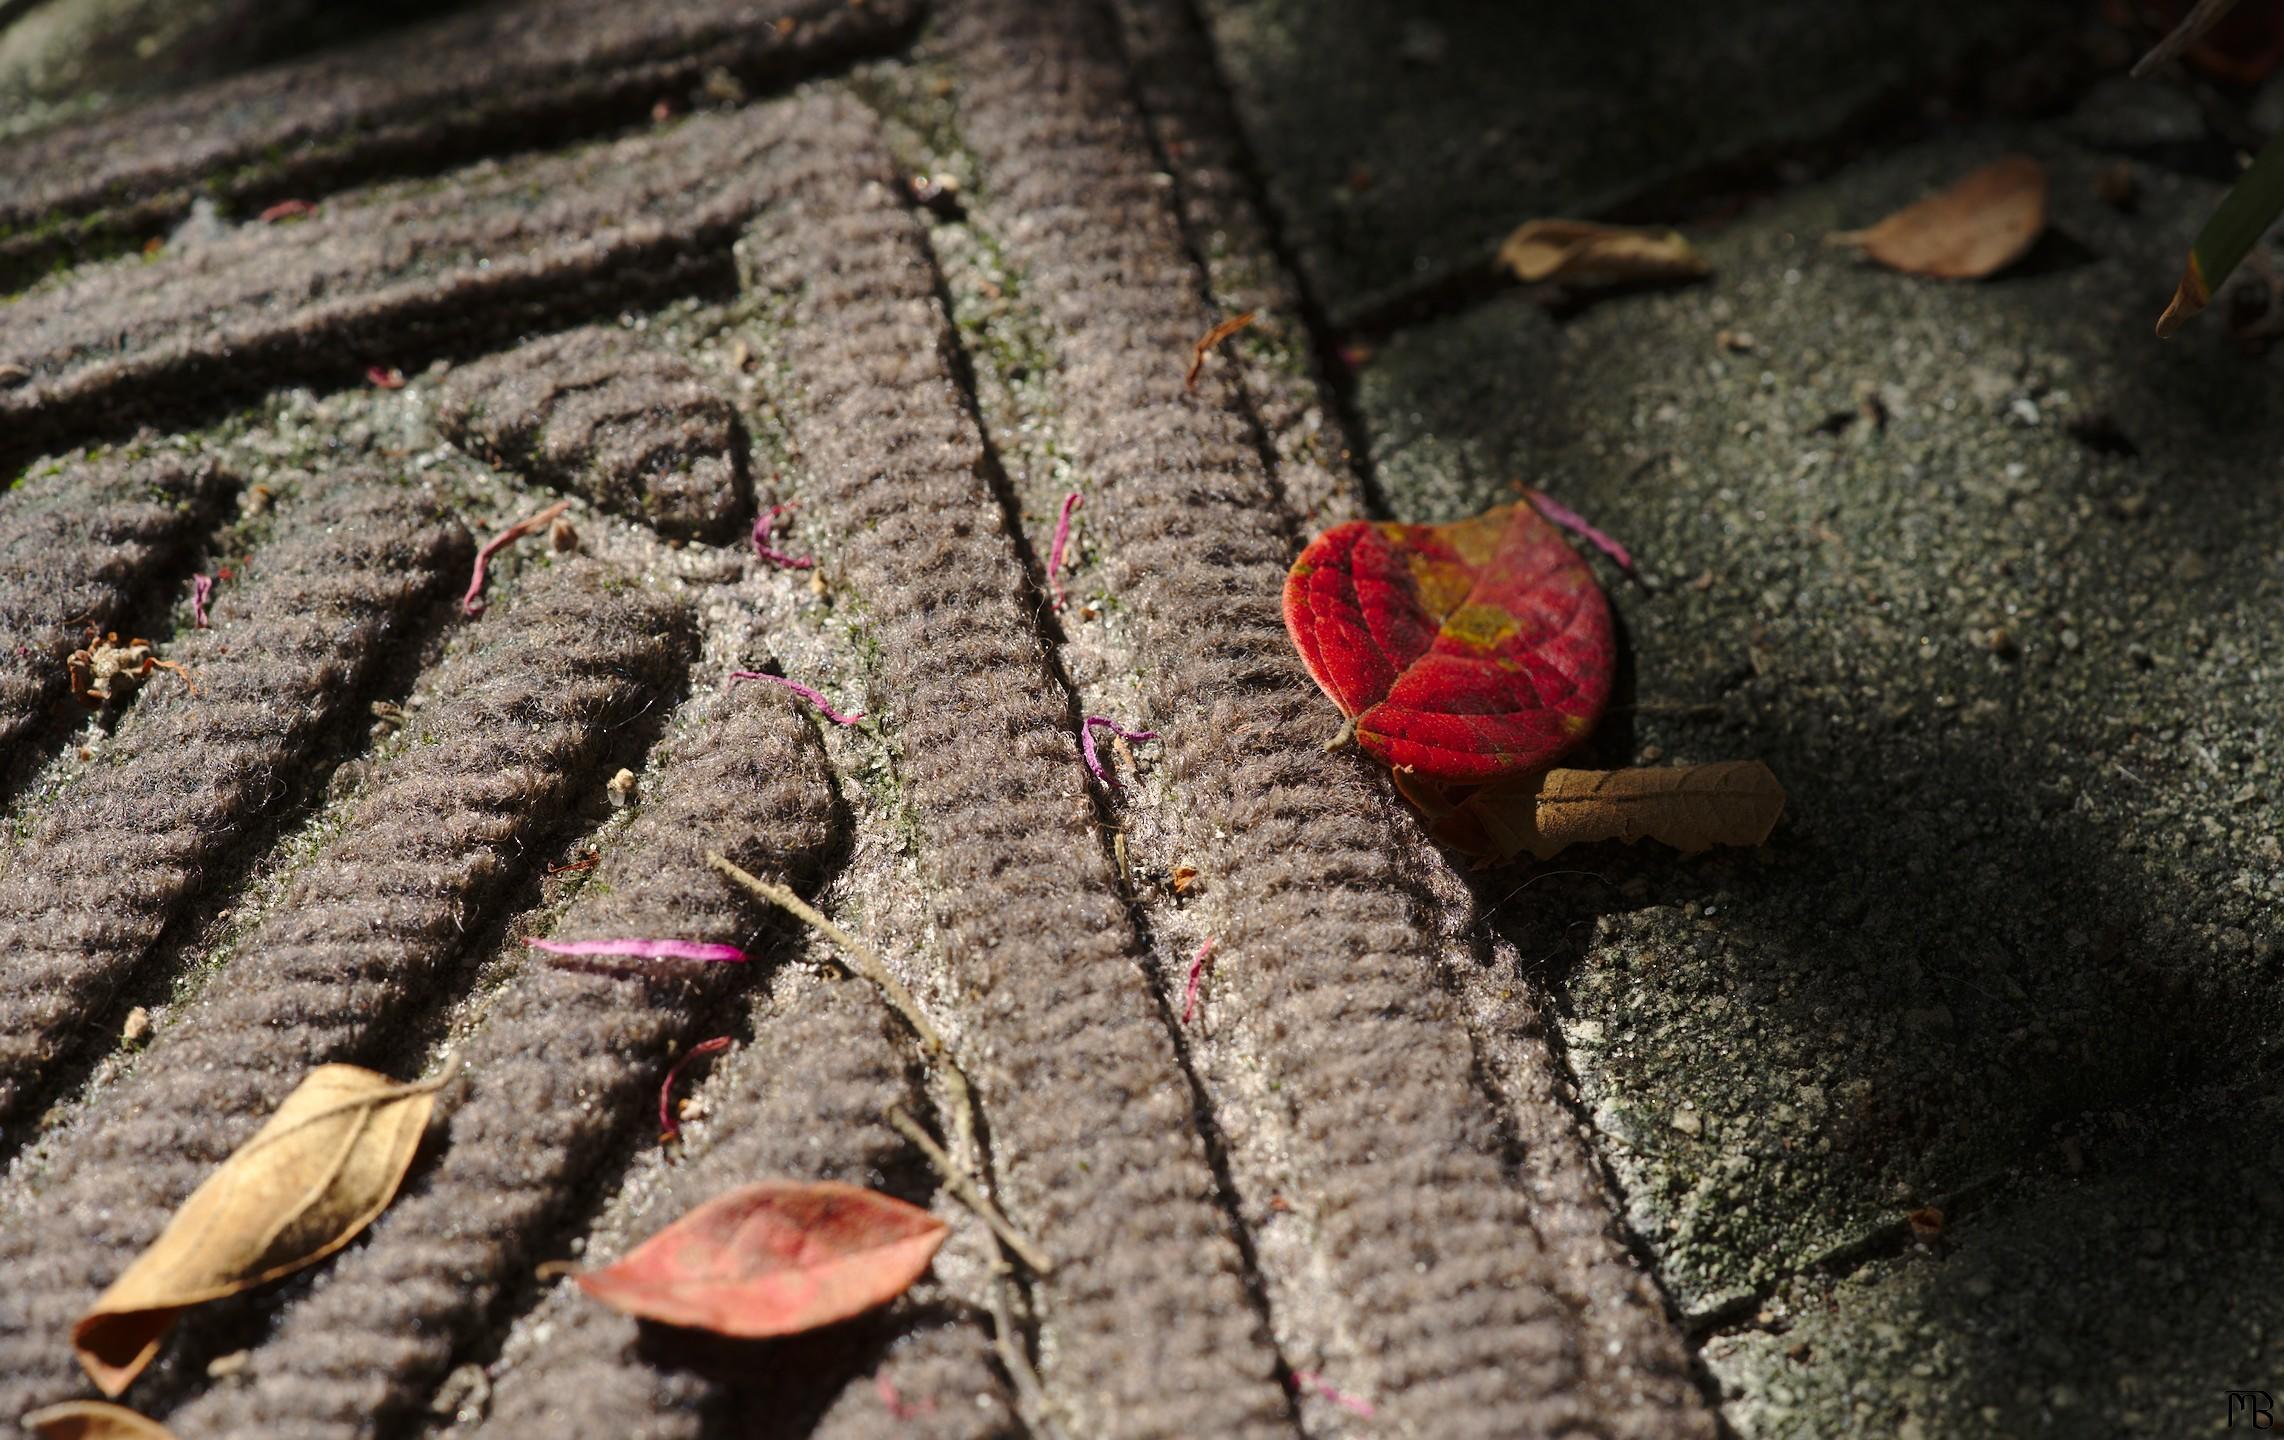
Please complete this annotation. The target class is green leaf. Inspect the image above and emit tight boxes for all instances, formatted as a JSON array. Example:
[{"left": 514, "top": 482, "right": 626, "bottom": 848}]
[{"left": 2159, "top": 128, "right": 2284, "bottom": 337}]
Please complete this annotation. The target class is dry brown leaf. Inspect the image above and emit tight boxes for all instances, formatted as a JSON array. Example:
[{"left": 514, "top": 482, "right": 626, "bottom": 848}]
[
  {"left": 1826, "top": 156, "right": 2047, "bottom": 280},
  {"left": 1496, "top": 220, "right": 1708, "bottom": 286},
  {"left": 1402, "top": 762, "right": 1785, "bottom": 862},
  {"left": 73, "top": 1063, "right": 440, "bottom": 1395},
  {"left": 21, "top": 1402, "right": 178, "bottom": 1440}
]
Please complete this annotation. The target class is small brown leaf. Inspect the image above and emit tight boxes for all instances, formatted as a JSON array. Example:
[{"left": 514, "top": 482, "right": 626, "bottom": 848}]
[
  {"left": 74, "top": 1064, "right": 440, "bottom": 1395},
  {"left": 1826, "top": 156, "right": 2047, "bottom": 280},
  {"left": 1496, "top": 220, "right": 1708, "bottom": 286},
  {"left": 1403, "top": 762, "right": 1785, "bottom": 862},
  {"left": 22, "top": 1402, "right": 178, "bottom": 1440},
  {"left": 575, "top": 1180, "right": 949, "bottom": 1338}
]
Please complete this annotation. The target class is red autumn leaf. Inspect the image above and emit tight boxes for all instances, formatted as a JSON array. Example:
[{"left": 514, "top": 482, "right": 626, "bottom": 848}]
[
  {"left": 574, "top": 1180, "right": 948, "bottom": 1338},
  {"left": 1283, "top": 501, "right": 1613, "bottom": 783}
]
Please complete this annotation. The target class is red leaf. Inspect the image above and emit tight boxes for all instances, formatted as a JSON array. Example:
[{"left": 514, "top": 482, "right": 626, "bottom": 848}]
[
  {"left": 575, "top": 1180, "right": 948, "bottom": 1338},
  {"left": 1283, "top": 502, "right": 1612, "bottom": 782}
]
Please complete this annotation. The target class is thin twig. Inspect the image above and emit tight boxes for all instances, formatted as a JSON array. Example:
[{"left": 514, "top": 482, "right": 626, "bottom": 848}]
[
  {"left": 2132, "top": 0, "right": 2243, "bottom": 76},
  {"left": 708, "top": 855, "right": 944, "bottom": 1053},
  {"left": 987, "top": 1267, "right": 1066, "bottom": 1440},
  {"left": 887, "top": 1104, "right": 1053, "bottom": 1274},
  {"left": 706, "top": 848, "right": 1060, "bottom": 1430}
]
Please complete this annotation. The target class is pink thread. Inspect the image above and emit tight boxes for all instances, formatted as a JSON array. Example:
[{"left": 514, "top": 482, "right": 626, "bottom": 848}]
[
  {"left": 1527, "top": 489, "right": 1636, "bottom": 576},
  {"left": 659, "top": 1035, "right": 732, "bottom": 1141},
  {"left": 463, "top": 499, "right": 571, "bottom": 616},
  {"left": 751, "top": 502, "right": 815, "bottom": 570},
  {"left": 1291, "top": 1371, "right": 1375, "bottom": 1419},
  {"left": 258, "top": 198, "right": 316, "bottom": 223},
  {"left": 190, "top": 573, "right": 214, "bottom": 628},
  {"left": 528, "top": 937, "right": 748, "bottom": 964},
  {"left": 729, "top": 670, "right": 866, "bottom": 726},
  {"left": 1181, "top": 937, "right": 1216, "bottom": 1024},
  {"left": 365, "top": 365, "right": 406, "bottom": 391},
  {"left": 1081, "top": 715, "right": 1157, "bottom": 789},
  {"left": 1047, "top": 491, "right": 1082, "bottom": 610},
  {"left": 874, "top": 1374, "right": 934, "bottom": 1420}
]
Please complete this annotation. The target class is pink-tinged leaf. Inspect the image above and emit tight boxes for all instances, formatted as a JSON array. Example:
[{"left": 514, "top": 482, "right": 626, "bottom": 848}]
[
  {"left": 575, "top": 1180, "right": 949, "bottom": 1338},
  {"left": 1283, "top": 502, "right": 1613, "bottom": 783},
  {"left": 528, "top": 937, "right": 747, "bottom": 964}
]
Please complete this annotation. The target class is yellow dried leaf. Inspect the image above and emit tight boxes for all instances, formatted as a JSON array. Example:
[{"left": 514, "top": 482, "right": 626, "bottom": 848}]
[
  {"left": 1404, "top": 762, "right": 1785, "bottom": 862},
  {"left": 1826, "top": 156, "right": 2047, "bottom": 280},
  {"left": 73, "top": 1063, "right": 440, "bottom": 1395},
  {"left": 21, "top": 1402, "right": 178, "bottom": 1440},
  {"left": 1497, "top": 219, "right": 1708, "bottom": 286}
]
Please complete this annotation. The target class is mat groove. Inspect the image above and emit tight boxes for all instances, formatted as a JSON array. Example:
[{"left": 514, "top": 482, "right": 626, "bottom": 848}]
[
  {"left": 0, "top": 97, "right": 865, "bottom": 470},
  {"left": 0, "top": 448, "right": 234, "bottom": 778},
  {"left": 0, "top": 557, "right": 692, "bottom": 1419},
  {"left": 0, "top": 478, "right": 468, "bottom": 1130},
  {"left": 0, "top": 0, "right": 921, "bottom": 286}
]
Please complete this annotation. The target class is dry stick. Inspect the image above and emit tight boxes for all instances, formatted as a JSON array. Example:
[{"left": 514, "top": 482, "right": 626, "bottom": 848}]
[
  {"left": 706, "top": 853, "right": 1064, "bottom": 1436},
  {"left": 885, "top": 1104, "right": 1053, "bottom": 1274},
  {"left": 2131, "top": 0, "right": 2244, "bottom": 75},
  {"left": 986, "top": 1266, "right": 1066, "bottom": 1440},
  {"left": 703, "top": 854, "right": 1049, "bottom": 1271}
]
